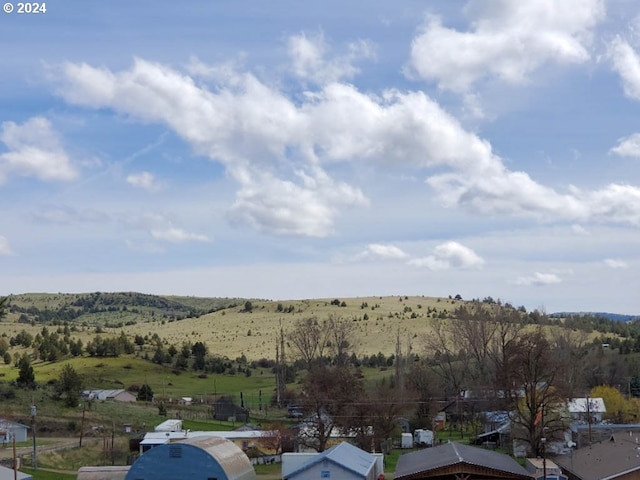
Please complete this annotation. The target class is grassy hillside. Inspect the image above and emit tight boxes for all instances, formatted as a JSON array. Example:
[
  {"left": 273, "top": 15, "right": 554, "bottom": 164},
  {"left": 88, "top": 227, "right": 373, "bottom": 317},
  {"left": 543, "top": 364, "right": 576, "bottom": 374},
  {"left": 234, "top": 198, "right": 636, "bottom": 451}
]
[{"left": 3, "top": 293, "right": 459, "bottom": 360}]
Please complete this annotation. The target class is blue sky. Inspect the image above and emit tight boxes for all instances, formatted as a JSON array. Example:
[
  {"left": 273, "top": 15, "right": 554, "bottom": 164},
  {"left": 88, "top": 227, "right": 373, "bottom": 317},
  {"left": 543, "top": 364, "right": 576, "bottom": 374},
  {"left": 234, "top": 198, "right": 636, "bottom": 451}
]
[{"left": 2, "top": 0, "right": 640, "bottom": 313}]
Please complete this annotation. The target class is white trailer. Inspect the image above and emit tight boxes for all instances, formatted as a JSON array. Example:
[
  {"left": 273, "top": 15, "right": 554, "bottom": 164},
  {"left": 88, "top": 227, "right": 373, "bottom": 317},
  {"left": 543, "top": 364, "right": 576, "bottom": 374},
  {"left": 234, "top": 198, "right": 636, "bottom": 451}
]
[
  {"left": 401, "top": 432, "right": 413, "bottom": 449},
  {"left": 414, "top": 428, "right": 434, "bottom": 447}
]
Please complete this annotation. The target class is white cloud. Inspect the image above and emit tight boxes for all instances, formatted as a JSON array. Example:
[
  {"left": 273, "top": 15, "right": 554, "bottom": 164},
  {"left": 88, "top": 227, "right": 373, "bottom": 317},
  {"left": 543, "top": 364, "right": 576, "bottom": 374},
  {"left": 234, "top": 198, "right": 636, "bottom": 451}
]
[
  {"left": 50, "top": 54, "right": 640, "bottom": 236},
  {"left": 514, "top": 272, "right": 562, "bottom": 286},
  {"left": 227, "top": 165, "right": 367, "bottom": 237},
  {"left": 609, "top": 36, "right": 640, "bottom": 100},
  {"left": 571, "top": 224, "right": 590, "bottom": 235},
  {"left": 150, "top": 227, "right": 209, "bottom": 243},
  {"left": 356, "top": 243, "right": 408, "bottom": 261},
  {"left": 604, "top": 258, "right": 628, "bottom": 269},
  {"left": 32, "top": 205, "right": 109, "bottom": 224},
  {"left": 120, "top": 212, "right": 209, "bottom": 243},
  {"left": 126, "top": 171, "right": 158, "bottom": 190},
  {"left": 611, "top": 132, "right": 640, "bottom": 158},
  {"left": 287, "top": 32, "right": 375, "bottom": 85},
  {"left": 408, "top": 0, "right": 605, "bottom": 91},
  {"left": 0, "top": 117, "right": 78, "bottom": 183},
  {"left": 408, "top": 241, "right": 484, "bottom": 271},
  {"left": 0, "top": 235, "right": 13, "bottom": 256}
]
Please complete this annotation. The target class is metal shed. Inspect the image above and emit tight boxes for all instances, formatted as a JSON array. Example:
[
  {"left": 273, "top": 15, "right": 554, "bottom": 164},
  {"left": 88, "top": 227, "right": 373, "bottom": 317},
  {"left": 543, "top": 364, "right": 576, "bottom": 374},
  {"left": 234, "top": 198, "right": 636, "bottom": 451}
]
[
  {"left": 77, "top": 466, "right": 130, "bottom": 480},
  {"left": 125, "top": 435, "right": 257, "bottom": 480}
]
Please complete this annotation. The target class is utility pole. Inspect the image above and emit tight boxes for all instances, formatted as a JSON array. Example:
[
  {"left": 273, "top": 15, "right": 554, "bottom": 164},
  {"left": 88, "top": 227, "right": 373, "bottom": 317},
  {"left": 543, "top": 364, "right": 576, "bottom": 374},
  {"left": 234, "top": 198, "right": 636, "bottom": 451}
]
[
  {"left": 79, "top": 403, "right": 86, "bottom": 447},
  {"left": 12, "top": 430, "right": 16, "bottom": 480},
  {"left": 541, "top": 405, "right": 547, "bottom": 480},
  {"left": 586, "top": 394, "right": 592, "bottom": 446},
  {"left": 30, "top": 404, "right": 37, "bottom": 469}
]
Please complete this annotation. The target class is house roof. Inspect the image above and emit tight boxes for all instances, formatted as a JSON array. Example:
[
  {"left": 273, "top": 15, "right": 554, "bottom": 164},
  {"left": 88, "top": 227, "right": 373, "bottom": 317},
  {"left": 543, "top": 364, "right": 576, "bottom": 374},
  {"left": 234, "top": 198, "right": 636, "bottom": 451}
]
[
  {"left": 0, "top": 465, "right": 32, "bottom": 480},
  {"left": 0, "top": 419, "right": 30, "bottom": 430},
  {"left": 83, "top": 389, "right": 132, "bottom": 400},
  {"left": 284, "top": 442, "right": 377, "bottom": 479},
  {"left": 395, "top": 442, "right": 531, "bottom": 480},
  {"left": 140, "top": 429, "right": 276, "bottom": 445},
  {"left": 567, "top": 398, "right": 606, "bottom": 414},
  {"left": 553, "top": 436, "right": 640, "bottom": 480}
]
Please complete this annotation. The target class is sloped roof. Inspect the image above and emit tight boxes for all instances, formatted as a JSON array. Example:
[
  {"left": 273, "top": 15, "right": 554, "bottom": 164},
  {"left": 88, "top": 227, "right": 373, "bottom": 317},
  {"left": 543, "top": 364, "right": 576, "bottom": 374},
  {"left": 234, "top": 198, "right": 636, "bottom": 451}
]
[
  {"left": 395, "top": 442, "right": 531, "bottom": 480},
  {"left": 0, "top": 465, "right": 32, "bottom": 480},
  {"left": 0, "top": 419, "right": 30, "bottom": 430},
  {"left": 553, "top": 436, "right": 640, "bottom": 480},
  {"left": 285, "top": 442, "right": 376, "bottom": 479}
]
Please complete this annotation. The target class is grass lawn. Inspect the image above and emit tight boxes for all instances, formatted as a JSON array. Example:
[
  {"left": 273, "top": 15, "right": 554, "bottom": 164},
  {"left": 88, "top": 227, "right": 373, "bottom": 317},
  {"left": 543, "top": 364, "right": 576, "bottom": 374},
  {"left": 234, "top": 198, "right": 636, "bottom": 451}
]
[{"left": 20, "top": 467, "right": 76, "bottom": 480}]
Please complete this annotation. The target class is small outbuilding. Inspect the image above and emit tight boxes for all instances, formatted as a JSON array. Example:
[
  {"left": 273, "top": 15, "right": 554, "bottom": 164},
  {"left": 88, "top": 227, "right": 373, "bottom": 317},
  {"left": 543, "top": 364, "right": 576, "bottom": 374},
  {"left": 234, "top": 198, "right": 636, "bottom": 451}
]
[
  {"left": 395, "top": 442, "right": 532, "bottom": 480},
  {"left": 0, "top": 419, "right": 30, "bottom": 443},
  {"left": 214, "top": 396, "right": 249, "bottom": 423},
  {"left": 283, "top": 442, "right": 383, "bottom": 480},
  {"left": 125, "top": 435, "right": 257, "bottom": 480}
]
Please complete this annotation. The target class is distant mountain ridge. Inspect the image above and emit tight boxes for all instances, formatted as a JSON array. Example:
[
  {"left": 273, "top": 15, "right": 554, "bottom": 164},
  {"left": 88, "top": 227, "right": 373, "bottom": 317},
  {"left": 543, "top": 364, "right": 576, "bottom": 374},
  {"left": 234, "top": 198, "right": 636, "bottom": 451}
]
[{"left": 551, "top": 311, "right": 640, "bottom": 322}]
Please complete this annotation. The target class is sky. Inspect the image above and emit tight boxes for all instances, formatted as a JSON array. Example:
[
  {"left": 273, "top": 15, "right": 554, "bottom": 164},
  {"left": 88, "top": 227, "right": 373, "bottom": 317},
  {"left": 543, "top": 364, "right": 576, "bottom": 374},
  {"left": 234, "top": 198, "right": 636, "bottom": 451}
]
[{"left": 1, "top": 0, "right": 640, "bottom": 314}]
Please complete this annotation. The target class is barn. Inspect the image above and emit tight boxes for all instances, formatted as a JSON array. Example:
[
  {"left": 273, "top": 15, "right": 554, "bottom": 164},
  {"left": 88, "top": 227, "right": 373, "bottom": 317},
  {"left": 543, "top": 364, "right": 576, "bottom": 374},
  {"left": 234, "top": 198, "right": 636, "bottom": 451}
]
[
  {"left": 125, "top": 435, "right": 257, "bottom": 480},
  {"left": 395, "top": 442, "right": 532, "bottom": 480},
  {"left": 0, "top": 419, "right": 30, "bottom": 443}
]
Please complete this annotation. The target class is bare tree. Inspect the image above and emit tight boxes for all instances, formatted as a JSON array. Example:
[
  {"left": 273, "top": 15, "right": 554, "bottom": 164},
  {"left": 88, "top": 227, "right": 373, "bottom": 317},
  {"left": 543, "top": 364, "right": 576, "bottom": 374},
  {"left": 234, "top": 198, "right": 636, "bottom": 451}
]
[
  {"left": 454, "top": 303, "right": 495, "bottom": 388},
  {"left": 509, "top": 328, "right": 568, "bottom": 457},
  {"left": 366, "top": 376, "right": 418, "bottom": 450},
  {"left": 423, "top": 317, "right": 469, "bottom": 398},
  {"left": 552, "top": 328, "right": 590, "bottom": 398},
  {"left": 298, "top": 365, "right": 364, "bottom": 451},
  {"left": 326, "top": 315, "right": 358, "bottom": 367},
  {"left": 258, "top": 422, "right": 296, "bottom": 454},
  {"left": 288, "top": 317, "right": 331, "bottom": 370},
  {"left": 486, "top": 306, "right": 525, "bottom": 410}
]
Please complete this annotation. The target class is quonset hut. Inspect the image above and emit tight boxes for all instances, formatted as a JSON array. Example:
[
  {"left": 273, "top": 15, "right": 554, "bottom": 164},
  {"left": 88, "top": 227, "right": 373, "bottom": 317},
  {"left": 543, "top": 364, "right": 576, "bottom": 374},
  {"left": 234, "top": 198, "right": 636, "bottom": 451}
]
[{"left": 125, "top": 436, "right": 257, "bottom": 480}]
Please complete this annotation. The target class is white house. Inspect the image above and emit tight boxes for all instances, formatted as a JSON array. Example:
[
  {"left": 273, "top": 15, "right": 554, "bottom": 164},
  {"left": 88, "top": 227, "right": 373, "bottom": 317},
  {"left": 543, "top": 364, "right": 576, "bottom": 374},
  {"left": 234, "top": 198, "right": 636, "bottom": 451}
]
[
  {"left": 83, "top": 389, "right": 136, "bottom": 402},
  {"left": 282, "top": 442, "right": 383, "bottom": 480},
  {"left": 0, "top": 419, "right": 30, "bottom": 443},
  {"left": 567, "top": 397, "right": 606, "bottom": 423}
]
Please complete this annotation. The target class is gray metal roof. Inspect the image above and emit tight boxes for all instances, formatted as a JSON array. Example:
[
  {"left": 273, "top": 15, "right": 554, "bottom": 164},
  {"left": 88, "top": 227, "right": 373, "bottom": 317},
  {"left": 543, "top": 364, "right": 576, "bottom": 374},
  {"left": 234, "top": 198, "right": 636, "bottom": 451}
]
[
  {"left": 395, "top": 442, "right": 531, "bottom": 480},
  {"left": 553, "top": 436, "right": 640, "bottom": 480},
  {"left": 0, "top": 465, "right": 32, "bottom": 480},
  {"left": 285, "top": 442, "right": 376, "bottom": 479}
]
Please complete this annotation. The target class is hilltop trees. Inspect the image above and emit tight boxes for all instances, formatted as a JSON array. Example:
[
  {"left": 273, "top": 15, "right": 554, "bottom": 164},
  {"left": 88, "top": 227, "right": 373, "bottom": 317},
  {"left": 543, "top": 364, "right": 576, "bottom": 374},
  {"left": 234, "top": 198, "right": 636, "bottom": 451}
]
[
  {"left": 0, "top": 296, "right": 8, "bottom": 321},
  {"left": 288, "top": 315, "right": 357, "bottom": 369}
]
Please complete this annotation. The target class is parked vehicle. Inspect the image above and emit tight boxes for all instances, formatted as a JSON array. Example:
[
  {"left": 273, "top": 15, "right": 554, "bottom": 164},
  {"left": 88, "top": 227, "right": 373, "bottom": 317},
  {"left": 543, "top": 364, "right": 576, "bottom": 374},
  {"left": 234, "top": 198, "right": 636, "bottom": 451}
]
[{"left": 414, "top": 428, "right": 434, "bottom": 447}]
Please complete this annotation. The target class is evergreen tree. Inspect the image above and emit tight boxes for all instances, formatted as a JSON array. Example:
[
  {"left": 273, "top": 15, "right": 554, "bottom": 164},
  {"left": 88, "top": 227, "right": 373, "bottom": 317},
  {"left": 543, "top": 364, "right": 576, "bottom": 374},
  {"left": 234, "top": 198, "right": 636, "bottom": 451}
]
[
  {"left": 16, "top": 356, "right": 35, "bottom": 389},
  {"left": 56, "top": 363, "right": 84, "bottom": 407},
  {"left": 137, "top": 384, "right": 154, "bottom": 401}
]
